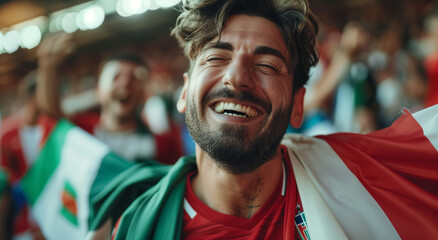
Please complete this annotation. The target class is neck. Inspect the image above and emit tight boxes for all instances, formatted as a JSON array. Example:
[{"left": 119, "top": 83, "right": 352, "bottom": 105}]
[
  {"left": 192, "top": 146, "right": 283, "bottom": 219},
  {"left": 20, "top": 105, "right": 39, "bottom": 126},
  {"left": 99, "top": 110, "right": 137, "bottom": 132}
]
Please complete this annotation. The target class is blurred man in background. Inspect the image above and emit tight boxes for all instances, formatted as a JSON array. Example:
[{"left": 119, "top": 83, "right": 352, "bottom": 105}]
[
  {"left": 0, "top": 70, "right": 46, "bottom": 239},
  {"left": 1, "top": 71, "right": 42, "bottom": 181},
  {"left": 36, "top": 33, "right": 182, "bottom": 164}
]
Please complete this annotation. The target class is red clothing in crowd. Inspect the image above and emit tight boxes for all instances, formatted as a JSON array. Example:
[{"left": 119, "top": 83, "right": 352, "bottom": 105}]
[{"left": 424, "top": 51, "right": 438, "bottom": 107}]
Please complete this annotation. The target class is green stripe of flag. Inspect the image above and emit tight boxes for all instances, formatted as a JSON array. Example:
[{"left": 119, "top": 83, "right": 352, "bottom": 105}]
[
  {"left": 87, "top": 152, "right": 135, "bottom": 226},
  {"left": 0, "top": 169, "right": 8, "bottom": 197},
  {"left": 61, "top": 204, "right": 79, "bottom": 226},
  {"left": 64, "top": 180, "right": 77, "bottom": 198},
  {"left": 21, "top": 119, "right": 74, "bottom": 206},
  {"left": 89, "top": 152, "right": 132, "bottom": 201}
]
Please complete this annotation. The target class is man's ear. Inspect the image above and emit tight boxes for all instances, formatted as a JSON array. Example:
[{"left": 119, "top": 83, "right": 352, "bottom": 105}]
[
  {"left": 290, "top": 87, "right": 306, "bottom": 128},
  {"left": 177, "top": 73, "right": 189, "bottom": 113}
]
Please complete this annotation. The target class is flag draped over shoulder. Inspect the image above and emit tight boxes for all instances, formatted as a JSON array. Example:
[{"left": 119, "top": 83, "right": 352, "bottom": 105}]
[
  {"left": 19, "top": 119, "right": 133, "bottom": 239},
  {"left": 282, "top": 105, "right": 438, "bottom": 239},
  {"left": 88, "top": 156, "right": 196, "bottom": 240},
  {"left": 87, "top": 105, "right": 438, "bottom": 240}
]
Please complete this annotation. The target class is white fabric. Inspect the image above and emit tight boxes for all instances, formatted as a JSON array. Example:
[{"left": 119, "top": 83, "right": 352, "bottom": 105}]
[
  {"left": 33, "top": 127, "right": 110, "bottom": 240},
  {"left": 412, "top": 104, "right": 438, "bottom": 151},
  {"left": 12, "top": 231, "right": 33, "bottom": 240},
  {"left": 19, "top": 125, "right": 42, "bottom": 166},
  {"left": 184, "top": 198, "right": 197, "bottom": 219},
  {"left": 333, "top": 76, "right": 356, "bottom": 133},
  {"left": 143, "top": 96, "right": 170, "bottom": 134},
  {"left": 282, "top": 134, "right": 400, "bottom": 240},
  {"left": 94, "top": 127, "right": 155, "bottom": 162}
]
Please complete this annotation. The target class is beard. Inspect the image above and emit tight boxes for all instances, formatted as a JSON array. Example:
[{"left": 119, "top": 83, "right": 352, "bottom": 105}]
[{"left": 186, "top": 88, "right": 292, "bottom": 174}]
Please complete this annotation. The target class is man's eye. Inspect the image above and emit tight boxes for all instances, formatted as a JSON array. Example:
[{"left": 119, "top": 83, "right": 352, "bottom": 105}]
[
  {"left": 207, "top": 57, "right": 227, "bottom": 62},
  {"left": 255, "top": 64, "right": 279, "bottom": 73}
]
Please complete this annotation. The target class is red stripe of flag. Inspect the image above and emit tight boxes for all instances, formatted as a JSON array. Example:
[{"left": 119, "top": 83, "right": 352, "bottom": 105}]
[
  {"left": 61, "top": 190, "right": 77, "bottom": 216},
  {"left": 318, "top": 110, "right": 438, "bottom": 238}
]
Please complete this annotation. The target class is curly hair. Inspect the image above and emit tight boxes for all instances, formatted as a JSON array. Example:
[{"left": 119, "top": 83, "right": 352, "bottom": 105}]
[{"left": 171, "top": 0, "right": 319, "bottom": 91}]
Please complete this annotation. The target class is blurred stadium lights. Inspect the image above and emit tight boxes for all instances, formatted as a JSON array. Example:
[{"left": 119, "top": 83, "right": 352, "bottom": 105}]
[
  {"left": 49, "top": 1, "right": 105, "bottom": 33},
  {"left": 0, "top": 0, "right": 182, "bottom": 55},
  {"left": 148, "top": 0, "right": 160, "bottom": 10},
  {"left": 116, "top": 0, "right": 150, "bottom": 17},
  {"left": 3, "top": 30, "right": 20, "bottom": 54},
  {"left": 0, "top": 15, "right": 47, "bottom": 54},
  {"left": 116, "top": 0, "right": 181, "bottom": 17},
  {"left": 20, "top": 25, "right": 42, "bottom": 49},
  {"left": 80, "top": 5, "right": 105, "bottom": 30},
  {"left": 156, "top": 0, "right": 181, "bottom": 8},
  {"left": 0, "top": 32, "right": 3, "bottom": 54},
  {"left": 62, "top": 12, "right": 79, "bottom": 33}
]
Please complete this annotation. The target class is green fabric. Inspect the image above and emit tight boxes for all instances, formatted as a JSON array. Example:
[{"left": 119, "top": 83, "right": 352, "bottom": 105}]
[
  {"left": 0, "top": 168, "right": 8, "bottom": 197},
  {"left": 89, "top": 156, "right": 196, "bottom": 240},
  {"left": 21, "top": 119, "right": 73, "bottom": 205},
  {"left": 88, "top": 151, "right": 134, "bottom": 223}
]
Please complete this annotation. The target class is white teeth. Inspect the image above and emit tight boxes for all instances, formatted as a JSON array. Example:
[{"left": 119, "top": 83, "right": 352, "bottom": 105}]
[
  {"left": 214, "top": 103, "right": 222, "bottom": 113},
  {"left": 214, "top": 102, "right": 257, "bottom": 118},
  {"left": 235, "top": 104, "right": 242, "bottom": 112}
]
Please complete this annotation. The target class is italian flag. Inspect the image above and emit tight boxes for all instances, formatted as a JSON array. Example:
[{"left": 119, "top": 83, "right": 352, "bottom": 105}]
[
  {"left": 88, "top": 105, "right": 438, "bottom": 240},
  {"left": 19, "top": 119, "right": 132, "bottom": 239}
]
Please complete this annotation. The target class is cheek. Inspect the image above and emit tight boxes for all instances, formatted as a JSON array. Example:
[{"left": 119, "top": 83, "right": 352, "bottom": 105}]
[
  {"left": 185, "top": 84, "right": 201, "bottom": 109},
  {"left": 192, "top": 69, "right": 221, "bottom": 98},
  {"left": 261, "top": 78, "right": 293, "bottom": 108},
  {"left": 132, "top": 82, "right": 144, "bottom": 95}
]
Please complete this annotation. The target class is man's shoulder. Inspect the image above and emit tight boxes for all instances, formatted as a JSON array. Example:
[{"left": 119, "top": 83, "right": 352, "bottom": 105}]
[
  {"left": 281, "top": 133, "right": 339, "bottom": 164},
  {"left": 93, "top": 155, "right": 196, "bottom": 201},
  {"left": 89, "top": 156, "right": 197, "bottom": 232},
  {"left": 0, "top": 115, "right": 21, "bottom": 136},
  {"left": 281, "top": 133, "right": 322, "bottom": 149},
  {"left": 69, "top": 111, "right": 100, "bottom": 134}
]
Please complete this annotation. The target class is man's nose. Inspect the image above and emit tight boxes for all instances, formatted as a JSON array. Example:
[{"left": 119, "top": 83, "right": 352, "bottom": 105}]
[
  {"left": 117, "top": 74, "right": 136, "bottom": 87},
  {"left": 222, "top": 57, "right": 254, "bottom": 90}
]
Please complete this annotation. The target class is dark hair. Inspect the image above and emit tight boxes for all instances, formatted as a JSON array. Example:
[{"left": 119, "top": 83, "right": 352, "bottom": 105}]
[
  {"left": 103, "top": 51, "right": 148, "bottom": 69},
  {"left": 97, "top": 51, "right": 149, "bottom": 81},
  {"left": 171, "top": 0, "right": 319, "bottom": 91}
]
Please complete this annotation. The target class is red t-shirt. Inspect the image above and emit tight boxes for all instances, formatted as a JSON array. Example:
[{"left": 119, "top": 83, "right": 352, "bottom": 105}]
[
  {"left": 0, "top": 114, "right": 56, "bottom": 182},
  {"left": 183, "top": 146, "right": 308, "bottom": 240}
]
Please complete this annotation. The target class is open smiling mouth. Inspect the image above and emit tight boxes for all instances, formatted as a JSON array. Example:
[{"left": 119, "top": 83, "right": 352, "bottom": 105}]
[
  {"left": 114, "top": 90, "right": 131, "bottom": 104},
  {"left": 214, "top": 102, "right": 258, "bottom": 118}
]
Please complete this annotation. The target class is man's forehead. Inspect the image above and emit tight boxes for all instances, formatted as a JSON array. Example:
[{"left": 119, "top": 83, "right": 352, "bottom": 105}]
[
  {"left": 206, "top": 14, "right": 289, "bottom": 58},
  {"left": 100, "top": 61, "right": 148, "bottom": 80}
]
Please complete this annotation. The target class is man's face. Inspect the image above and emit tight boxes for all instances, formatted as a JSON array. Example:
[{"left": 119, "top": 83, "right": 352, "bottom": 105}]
[
  {"left": 97, "top": 60, "right": 148, "bottom": 120},
  {"left": 177, "top": 14, "right": 304, "bottom": 174}
]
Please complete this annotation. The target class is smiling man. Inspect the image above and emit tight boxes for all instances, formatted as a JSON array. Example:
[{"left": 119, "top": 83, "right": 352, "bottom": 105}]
[
  {"left": 36, "top": 35, "right": 182, "bottom": 164},
  {"left": 180, "top": 14, "right": 303, "bottom": 176},
  {"left": 87, "top": 0, "right": 438, "bottom": 239}
]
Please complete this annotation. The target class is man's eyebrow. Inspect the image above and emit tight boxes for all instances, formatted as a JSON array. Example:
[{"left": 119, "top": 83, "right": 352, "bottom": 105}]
[
  {"left": 204, "top": 41, "right": 233, "bottom": 51},
  {"left": 254, "top": 46, "right": 287, "bottom": 65},
  {"left": 203, "top": 43, "right": 287, "bottom": 65}
]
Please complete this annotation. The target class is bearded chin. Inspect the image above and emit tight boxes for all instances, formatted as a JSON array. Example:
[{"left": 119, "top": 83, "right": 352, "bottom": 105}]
[{"left": 186, "top": 102, "right": 291, "bottom": 174}]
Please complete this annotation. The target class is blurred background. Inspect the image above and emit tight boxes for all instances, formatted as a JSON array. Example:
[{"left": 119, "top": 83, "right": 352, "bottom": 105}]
[{"left": 0, "top": 0, "right": 437, "bottom": 136}]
